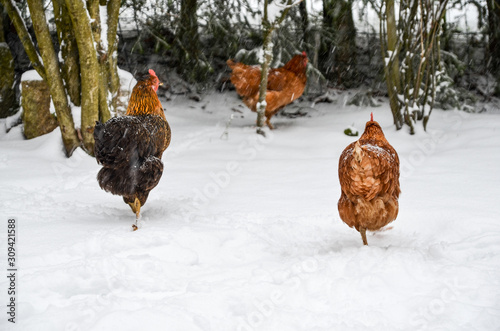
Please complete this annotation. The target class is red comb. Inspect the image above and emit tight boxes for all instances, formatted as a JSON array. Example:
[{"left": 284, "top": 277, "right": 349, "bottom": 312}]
[
  {"left": 371, "top": 112, "right": 373, "bottom": 121},
  {"left": 302, "top": 51, "right": 307, "bottom": 57},
  {"left": 148, "top": 69, "right": 157, "bottom": 77}
]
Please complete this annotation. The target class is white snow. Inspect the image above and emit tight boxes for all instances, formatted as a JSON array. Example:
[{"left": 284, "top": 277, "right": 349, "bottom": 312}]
[
  {"left": 118, "top": 68, "right": 137, "bottom": 98},
  {"left": 71, "top": 104, "right": 82, "bottom": 129},
  {"left": 1, "top": 93, "right": 500, "bottom": 330},
  {"left": 267, "top": 0, "right": 302, "bottom": 24},
  {"left": 1, "top": 111, "right": 22, "bottom": 137},
  {"left": 99, "top": 5, "right": 109, "bottom": 52},
  {"left": 21, "top": 70, "right": 44, "bottom": 82}
]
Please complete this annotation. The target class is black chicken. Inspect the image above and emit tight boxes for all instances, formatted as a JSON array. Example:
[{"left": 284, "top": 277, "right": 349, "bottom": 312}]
[{"left": 94, "top": 69, "right": 171, "bottom": 230}]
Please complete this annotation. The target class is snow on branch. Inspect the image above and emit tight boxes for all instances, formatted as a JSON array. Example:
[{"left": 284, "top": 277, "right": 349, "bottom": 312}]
[
  {"left": 267, "top": 0, "right": 304, "bottom": 26},
  {"left": 99, "top": 5, "right": 109, "bottom": 52},
  {"left": 273, "top": 0, "right": 303, "bottom": 10}
]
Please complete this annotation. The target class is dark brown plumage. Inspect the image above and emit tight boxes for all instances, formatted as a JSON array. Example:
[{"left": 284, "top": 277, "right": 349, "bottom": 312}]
[
  {"left": 338, "top": 113, "right": 400, "bottom": 245},
  {"left": 227, "top": 53, "right": 308, "bottom": 129},
  {"left": 94, "top": 70, "right": 171, "bottom": 228}
]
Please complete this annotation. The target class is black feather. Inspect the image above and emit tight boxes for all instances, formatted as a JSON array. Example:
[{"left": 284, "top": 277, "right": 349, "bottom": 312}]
[{"left": 94, "top": 115, "right": 171, "bottom": 206}]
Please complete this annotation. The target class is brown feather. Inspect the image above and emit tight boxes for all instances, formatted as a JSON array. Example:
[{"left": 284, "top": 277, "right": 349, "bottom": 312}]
[
  {"left": 227, "top": 54, "right": 308, "bottom": 128},
  {"left": 126, "top": 75, "right": 165, "bottom": 119},
  {"left": 338, "top": 120, "right": 400, "bottom": 240}
]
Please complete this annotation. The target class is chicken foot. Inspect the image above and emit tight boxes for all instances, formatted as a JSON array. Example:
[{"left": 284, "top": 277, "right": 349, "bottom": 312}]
[{"left": 360, "top": 227, "right": 368, "bottom": 245}]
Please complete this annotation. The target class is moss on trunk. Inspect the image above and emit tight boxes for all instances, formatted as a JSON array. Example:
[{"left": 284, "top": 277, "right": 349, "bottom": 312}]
[
  {"left": 65, "top": 0, "right": 100, "bottom": 155},
  {"left": 87, "top": 0, "right": 110, "bottom": 123},
  {"left": 53, "top": 0, "right": 81, "bottom": 106},
  {"left": 21, "top": 80, "right": 58, "bottom": 139},
  {"left": 0, "top": 12, "right": 17, "bottom": 118},
  {"left": 27, "top": 0, "right": 80, "bottom": 156},
  {"left": 0, "top": 43, "right": 16, "bottom": 118},
  {"left": 1, "top": 0, "right": 46, "bottom": 80},
  {"left": 106, "top": 0, "right": 121, "bottom": 115}
]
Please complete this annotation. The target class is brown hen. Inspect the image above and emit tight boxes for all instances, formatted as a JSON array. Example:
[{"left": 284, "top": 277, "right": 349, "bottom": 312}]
[
  {"left": 338, "top": 113, "right": 400, "bottom": 245},
  {"left": 227, "top": 53, "right": 308, "bottom": 129}
]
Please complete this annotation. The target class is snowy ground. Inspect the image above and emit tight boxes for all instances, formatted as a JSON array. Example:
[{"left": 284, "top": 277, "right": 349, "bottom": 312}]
[{"left": 1, "top": 92, "right": 500, "bottom": 330}]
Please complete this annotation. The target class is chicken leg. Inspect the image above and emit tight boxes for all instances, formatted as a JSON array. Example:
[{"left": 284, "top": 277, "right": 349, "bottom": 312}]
[
  {"left": 128, "top": 197, "right": 141, "bottom": 231},
  {"left": 266, "top": 118, "right": 274, "bottom": 130},
  {"left": 360, "top": 227, "right": 368, "bottom": 245}
]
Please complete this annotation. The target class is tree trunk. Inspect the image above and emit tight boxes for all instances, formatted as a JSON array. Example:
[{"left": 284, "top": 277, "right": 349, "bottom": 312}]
[
  {"left": 299, "top": 0, "right": 310, "bottom": 55},
  {"left": 322, "top": 0, "right": 357, "bottom": 87},
  {"left": 87, "top": 0, "right": 111, "bottom": 123},
  {"left": 0, "top": 10, "right": 17, "bottom": 118},
  {"left": 1, "top": 0, "right": 45, "bottom": 80},
  {"left": 487, "top": 0, "right": 500, "bottom": 96},
  {"left": 27, "top": 0, "right": 80, "bottom": 156},
  {"left": 21, "top": 79, "right": 58, "bottom": 139},
  {"left": 179, "top": 0, "right": 199, "bottom": 60},
  {"left": 384, "top": 0, "right": 403, "bottom": 129},
  {"left": 256, "top": 0, "right": 301, "bottom": 134},
  {"left": 65, "top": 0, "right": 100, "bottom": 155},
  {"left": 106, "top": 0, "right": 121, "bottom": 116},
  {"left": 256, "top": 0, "right": 273, "bottom": 135},
  {"left": 256, "top": 30, "right": 273, "bottom": 134},
  {"left": 179, "top": 0, "right": 204, "bottom": 82},
  {"left": 53, "top": 0, "right": 81, "bottom": 106}
]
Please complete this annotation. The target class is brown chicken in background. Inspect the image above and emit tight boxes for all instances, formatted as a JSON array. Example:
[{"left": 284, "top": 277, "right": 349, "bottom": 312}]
[
  {"left": 227, "top": 52, "right": 308, "bottom": 129},
  {"left": 94, "top": 69, "right": 171, "bottom": 230},
  {"left": 338, "top": 113, "right": 400, "bottom": 245}
]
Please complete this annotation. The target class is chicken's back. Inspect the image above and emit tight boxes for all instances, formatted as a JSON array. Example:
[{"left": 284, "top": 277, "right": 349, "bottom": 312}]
[
  {"left": 94, "top": 115, "right": 171, "bottom": 205},
  {"left": 264, "top": 69, "right": 307, "bottom": 117},
  {"left": 227, "top": 54, "right": 307, "bottom": 108},
  {"left": 227, "top": 60, "right": 261, "bottom": 98},
  {"left": 227, "top": 54, "right": 308, "bottom": 128},
  {"left": 338, "top": 122, "right": 400, "bottom": 232}
]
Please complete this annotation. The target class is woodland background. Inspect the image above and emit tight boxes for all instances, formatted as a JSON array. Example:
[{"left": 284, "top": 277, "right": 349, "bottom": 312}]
[{"left": 0, "top": 0, "right": 499, "bottom": 156}]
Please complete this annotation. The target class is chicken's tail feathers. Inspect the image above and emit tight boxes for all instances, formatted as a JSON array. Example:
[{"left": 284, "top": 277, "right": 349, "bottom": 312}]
[
  {"left": 138, "top": 156, "right": 164, "bottom": 191},
  {"left": 97, "top": 157, "right": 164, "bottom": 197}
]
